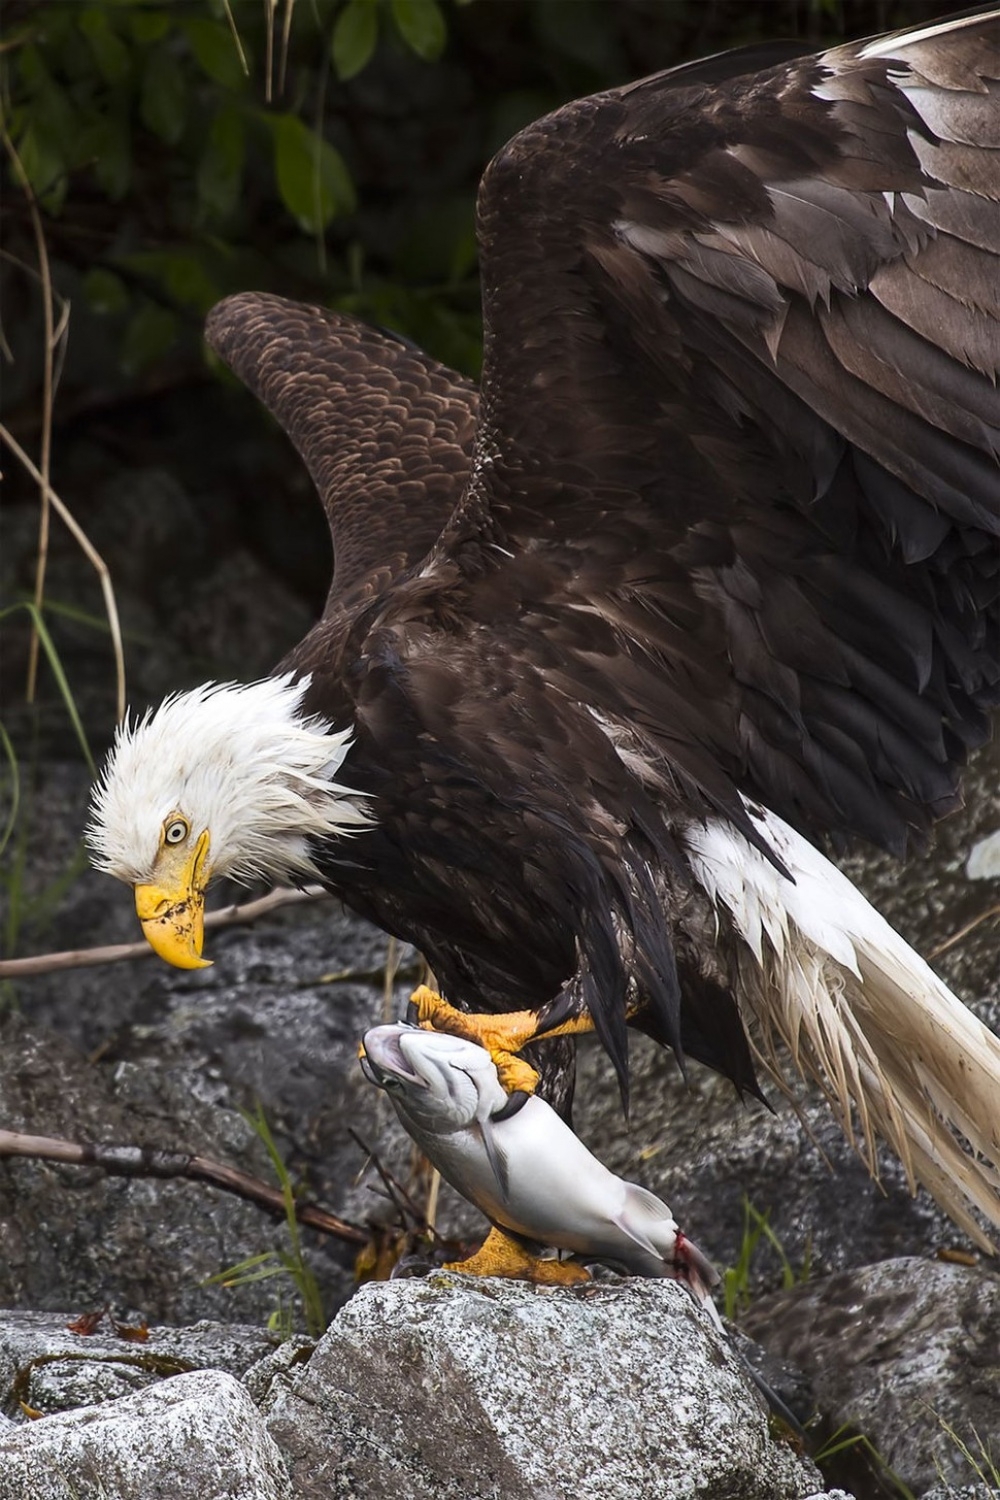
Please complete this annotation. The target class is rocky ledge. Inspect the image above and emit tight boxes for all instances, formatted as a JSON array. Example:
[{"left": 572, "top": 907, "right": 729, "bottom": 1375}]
[{"left": 0, "top": 1276, "right": 847, "bottom": 1500}]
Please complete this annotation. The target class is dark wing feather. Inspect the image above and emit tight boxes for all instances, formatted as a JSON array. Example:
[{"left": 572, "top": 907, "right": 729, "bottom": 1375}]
[
  {"left": 432, "top": 12, "right": 1000, "bottom": 856},
  {"left": 205, "top": 292, "right": 478, "bottom": 608}
]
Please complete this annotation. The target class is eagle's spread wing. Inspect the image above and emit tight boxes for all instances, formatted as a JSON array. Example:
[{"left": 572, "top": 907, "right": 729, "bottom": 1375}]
[
  {"left": 205, "top": 293, "right": 478, "bottom": 609},
  {"left": 435, "top": 14, "right": 1000, "bottom": 857}
]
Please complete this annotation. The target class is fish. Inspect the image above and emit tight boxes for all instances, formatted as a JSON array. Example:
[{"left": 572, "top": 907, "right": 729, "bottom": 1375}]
[
  {"left": 360, "top": 1022, "right": 719, "bottom": 1304},
  {"left": 360, "top": 1021, "right": 807, "bottom": 1433}
]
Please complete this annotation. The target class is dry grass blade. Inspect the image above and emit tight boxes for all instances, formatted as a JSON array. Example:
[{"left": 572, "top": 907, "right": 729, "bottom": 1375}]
[
  {"left": 0, "top": 722, "right": 20, "bottom": 862},
  {"left": 279, "top": 0, "right": 296, "bottom": 96},
  {"left": 264, "top": 0, "right": 277, "bottom": 101},
  {"left": 1, "top": 125, "right": 62, "bottom": 707},
  {"left": 221, "top": 0, "right": 250, "bottom": 78},
  {"left": 0, "top": 424, "right": 126, "bottom": 722}
]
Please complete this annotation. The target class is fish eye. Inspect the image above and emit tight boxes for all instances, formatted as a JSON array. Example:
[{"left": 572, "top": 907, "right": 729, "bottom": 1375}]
[
  {"left": 381, "top": 1076, "right": 402, "bottom": 1091},
  {"left": 163, "top": 817, "right": 189, "bottom": 846}
]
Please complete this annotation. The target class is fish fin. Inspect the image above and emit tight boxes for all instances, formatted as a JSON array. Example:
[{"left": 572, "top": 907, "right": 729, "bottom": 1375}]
[
  {"left": 611, "top": 1183, "right": 681, "bottom": 1261},
  {"left": 476, "top": 1117, "right": 511, "bottom": 1203}
]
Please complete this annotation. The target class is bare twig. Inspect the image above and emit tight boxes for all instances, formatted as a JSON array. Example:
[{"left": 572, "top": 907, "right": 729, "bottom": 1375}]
[
  {"left": 381, "top": 935, "right": 399, "bottom": 1021},
  {"left": 425, "top": 1166, "right": 441, "bottom": 1234},
  {"left": 0, "top": 885, "right": 330, "bottom": 978},
  {"left": 279, "top": 0, "right": 296, "bottom": 96},
  {"left": 0, "top": 424, "right": 127, "bottom": 722},
  {"left": 220, "top": 0, "right": 250, "bottom": 78},
  {"left": 264, "top": 0, "right": 277, "bottom": 101},
  {"left": 928, "top": 903, "right": 1000, "bottom": 960},
  {"left": 0, "top": 1128, "right": 367, "bottom": 1245},
  {"left": 348, "top": 1126, "right": 440, "bottom": 1240}
]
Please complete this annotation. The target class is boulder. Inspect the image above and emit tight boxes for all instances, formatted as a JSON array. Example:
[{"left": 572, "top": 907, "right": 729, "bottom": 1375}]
[
  {"left": 0, "top": 1309, "right": 275, "bottom": 1419},
  {"left": 741, "top": 1257, "right": 1000, "bottom": 1498},
  {"left": 0, "top": 1368, "right": 291, "bottom": 1500},
  {"left": 263, "top": 1274, "right": 824, "bottom": 1500}
]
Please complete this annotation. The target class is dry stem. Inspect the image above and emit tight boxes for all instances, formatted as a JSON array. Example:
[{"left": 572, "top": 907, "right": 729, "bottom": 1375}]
[
  {"left": 0, "top": 425, "right": 126, "bottom": 721},
  {"left": 0, "top": 885, "right": 329, "bottom": 978}
]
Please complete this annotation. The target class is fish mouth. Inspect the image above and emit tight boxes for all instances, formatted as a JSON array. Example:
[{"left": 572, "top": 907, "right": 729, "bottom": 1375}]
[{"left": 360, "top": 1024, "right": 428, "bottom": 1090}]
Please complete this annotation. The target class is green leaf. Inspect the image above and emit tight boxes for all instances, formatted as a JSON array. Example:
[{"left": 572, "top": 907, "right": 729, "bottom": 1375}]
[
  {"left": 183, "top": 17, "right": 248, "bottom": 91},
  {"left": 129, "top": 10, "right": 171, "bottom": 44},
  {"left": 391, "top": 0, "right": 446, "bottom": 61},
  {"left": 15, "top": 123, "right": 67, "bottom": 214},
  {"left": 140, "top": 47, "right": 186, "bottom": 145},
  {"left": 117, "top": 248, "right": 219, "bottom": 314},
  {"left": 120, "top": 302, "right": 177, "bottom": 374},
  {"left": 84, "top": 114, "right": 132, "bottom": 201},
  {"left": 17, "top": 43, "right": 53, "bottom": 100},
  {"left": 197, "top": 104, "right": 245, "bottom": 224},
  {"left": 84, "top": 267, "right": 130, "bottom": 315},
  {"left": 79, "top": 8, "right": 132, "bottom": 84},
  {"left": 332, "top": 0, "right": 378, "bottom": 81},
  {"left": 270, "top": 113, "right": 355, "bottom": 233},
  {"left": 161, "top": 251, "right": 219, "bottom": 314}
]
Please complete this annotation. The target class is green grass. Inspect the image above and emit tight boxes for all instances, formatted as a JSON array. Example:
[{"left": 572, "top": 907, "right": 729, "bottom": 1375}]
[
  {"left": 204, "top": 1104, "right": 326, "bottom": 1338},
  {"left": 721, "top": 1197, "right": 812, "bottom": 1321}
]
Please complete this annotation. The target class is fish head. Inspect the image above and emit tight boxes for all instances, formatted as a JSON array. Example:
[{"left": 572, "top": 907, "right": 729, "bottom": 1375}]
[{"left": 360, "top": 1024, "right": 508, "bottom": 1136}]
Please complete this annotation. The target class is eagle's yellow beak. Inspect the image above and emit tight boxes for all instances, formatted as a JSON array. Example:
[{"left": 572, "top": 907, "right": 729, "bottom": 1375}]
[{"left": 134, "top": 828, "right": 213, "bottom": 970}]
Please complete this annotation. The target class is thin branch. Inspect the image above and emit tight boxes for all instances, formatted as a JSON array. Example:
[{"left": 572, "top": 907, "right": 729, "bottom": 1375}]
[
  {"left": 221, "top": 0, "right": 250, "bottom": 77},
  {"left": 0, "top": 885, "right": 330, "bottom": 978},
  {"left": 928, "top": 903, "right": 1000, "bottom": 960},
  {"left": 0, "top": 1129, "right": 367, "bottom": 1246},
  {"left": 264, "top": 0, "right": 277, "bottom": 101},
  {"left": 349, "top": 1126, "right": 441, "bottom": 1241},
  {"left": 0, "top": 424, "right": 126, "bottom": 722},
  {"left": 279, "top": 0, "right": 296, "bottom": 96},
  {"left": 381, "top": 934, "right": 399, "bottom": 1021}
]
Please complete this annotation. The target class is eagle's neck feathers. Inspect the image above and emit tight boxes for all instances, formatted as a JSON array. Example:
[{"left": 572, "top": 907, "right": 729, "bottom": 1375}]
[{"left": 87, "top": 675, "right": 371, "bottom": 886}]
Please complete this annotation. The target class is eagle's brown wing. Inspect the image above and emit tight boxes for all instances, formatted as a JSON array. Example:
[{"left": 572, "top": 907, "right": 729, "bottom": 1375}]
[
  {"left": 434, "top": 12, "right": 1000, "bottom": 857},
  {"left": 205, "top": 293, "right": 478, "bottom": 610}
]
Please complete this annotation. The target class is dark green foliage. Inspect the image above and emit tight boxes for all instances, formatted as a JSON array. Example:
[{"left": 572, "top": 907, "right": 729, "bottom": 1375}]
[{"left": 3, "top": 0, "right": 948, "bottom": 379}]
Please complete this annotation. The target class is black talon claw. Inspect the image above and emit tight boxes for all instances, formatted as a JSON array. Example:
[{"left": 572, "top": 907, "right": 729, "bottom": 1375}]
[
  {"left": 405, "top": 999, "right": 420, "bottom": 1026},
  {"left": 491, "top": 1089, "right": 531, "bottom": 1122}
]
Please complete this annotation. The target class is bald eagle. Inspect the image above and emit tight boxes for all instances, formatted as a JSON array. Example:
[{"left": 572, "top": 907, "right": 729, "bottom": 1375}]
[{"left": 89, "top": 13, "right": 1000, "bottom": 1263}]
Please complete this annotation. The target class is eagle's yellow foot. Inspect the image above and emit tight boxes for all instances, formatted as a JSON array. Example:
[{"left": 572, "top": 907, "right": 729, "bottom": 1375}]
[
  {"left": 407, "top": 985, "right": 544, "bottom": 1095},
  {"left": 444, "top": 1225, "right": 591, "bottom": 1285}
]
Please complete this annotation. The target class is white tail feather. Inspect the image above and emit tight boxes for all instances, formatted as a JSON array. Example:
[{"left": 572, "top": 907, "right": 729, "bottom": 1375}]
[{"left": 686, "top": 804, "right": 1000, "bottom": 1253}]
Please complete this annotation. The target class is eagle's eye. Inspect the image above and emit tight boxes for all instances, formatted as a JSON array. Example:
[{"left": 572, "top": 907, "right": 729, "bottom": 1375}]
[{"left": 163, "top": 817, "right": 189, "bottom": 846}]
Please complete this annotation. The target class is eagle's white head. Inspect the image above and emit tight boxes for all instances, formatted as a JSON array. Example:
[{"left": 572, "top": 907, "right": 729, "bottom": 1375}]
[{"left": 86, "top": 675, "right": 370, "bottom": 969}]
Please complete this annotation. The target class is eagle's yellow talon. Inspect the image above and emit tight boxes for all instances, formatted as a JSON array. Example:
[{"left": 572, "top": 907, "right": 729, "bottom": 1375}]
[
  {"left": 493, "top": 1051, "right": 540, "bottom": 1096},
  {"left": 408, "top": 986, "right": 545, "bottom": 1096},
  {"left": 444, "top": 1225, "right": 591, "bottom": 1284}
]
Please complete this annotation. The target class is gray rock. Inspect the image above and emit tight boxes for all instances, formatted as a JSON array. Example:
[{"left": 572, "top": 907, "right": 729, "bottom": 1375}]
[
  {"left": 741, "top": 1258, "right": 1000, "bottom": 1498},
  {"left": 921, "top": 1488, "right": 998, "bottom": 1500},
  {"left": 1, "top": 758, "right": 482, "bottom": 1328},
  {"left": 241, "top": 1336, "right": 316, "bottom": 1408},
  {"left": 0, "top": 1309, "right": 275, "bottom": 1420},
  {"left": 0, "top": 1368, "right": 291, "bottom": 1500},
  {"left": 0, "top": 1011, "right": 351, "bottom": 1327},
  {"left": 263, "top": 1274, "right": 823, "bottom": 1500}
]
